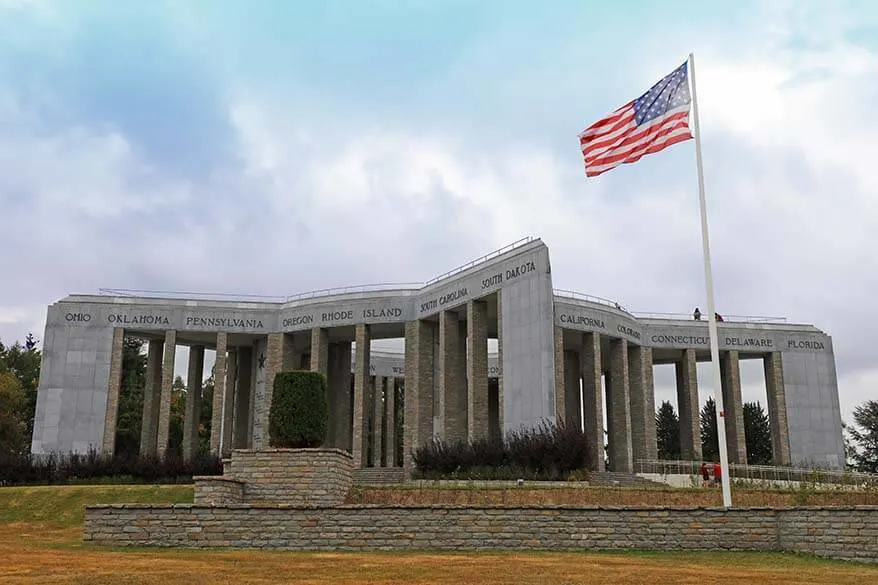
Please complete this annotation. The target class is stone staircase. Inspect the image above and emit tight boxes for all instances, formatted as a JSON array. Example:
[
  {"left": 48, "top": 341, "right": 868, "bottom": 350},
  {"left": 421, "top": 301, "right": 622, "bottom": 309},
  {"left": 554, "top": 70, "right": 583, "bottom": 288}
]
[
  {"left": 588, "top": 471, "right": 665, "bottom": 488},
  {"left": 352, "top": 467, "right": 408, "bottom": 485},
  {"left": 350, "top": 468, "right": 663, "bottom": 488}
]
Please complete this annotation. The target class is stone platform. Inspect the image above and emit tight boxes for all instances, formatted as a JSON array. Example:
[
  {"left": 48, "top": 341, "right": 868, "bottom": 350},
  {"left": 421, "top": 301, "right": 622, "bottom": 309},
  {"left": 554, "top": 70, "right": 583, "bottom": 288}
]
[{"left": 193, "top": 448, "right": 353, "bottom": 506}]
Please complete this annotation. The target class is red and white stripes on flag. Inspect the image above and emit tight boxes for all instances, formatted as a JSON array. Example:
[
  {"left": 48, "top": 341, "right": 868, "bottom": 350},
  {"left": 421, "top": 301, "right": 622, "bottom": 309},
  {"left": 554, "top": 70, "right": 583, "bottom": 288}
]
[{"left": 579, "top": 61, "right": 693, "bottom": 177}]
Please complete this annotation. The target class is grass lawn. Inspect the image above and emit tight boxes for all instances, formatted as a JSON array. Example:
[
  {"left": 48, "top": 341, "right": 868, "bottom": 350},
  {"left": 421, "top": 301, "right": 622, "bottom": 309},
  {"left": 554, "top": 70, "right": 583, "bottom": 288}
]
[{"left": 1, "top": 484, "right": 877, "bottom": 584}]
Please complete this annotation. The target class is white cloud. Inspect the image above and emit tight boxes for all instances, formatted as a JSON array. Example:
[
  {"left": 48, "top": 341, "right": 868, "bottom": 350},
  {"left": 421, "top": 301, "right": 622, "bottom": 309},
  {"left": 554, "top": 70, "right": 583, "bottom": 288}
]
[
  {"left": 0, "top": 306, "right": 30, "bottom": 324},
  {"left": 0, "top": 0, "right": 39, "bottom": 7},
  {"left": 0, "top": 94, "right": 190, "bottom": 218},
  {"left": 838, "top": 368, "right": 878, "bottom": 419}
]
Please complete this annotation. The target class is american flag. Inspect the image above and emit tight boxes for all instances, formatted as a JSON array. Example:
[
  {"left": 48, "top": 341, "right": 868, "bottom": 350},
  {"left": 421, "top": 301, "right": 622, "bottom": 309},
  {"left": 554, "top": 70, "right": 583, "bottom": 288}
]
[{"left": 579, "top": 61, "right": 693, "bottom": 177}]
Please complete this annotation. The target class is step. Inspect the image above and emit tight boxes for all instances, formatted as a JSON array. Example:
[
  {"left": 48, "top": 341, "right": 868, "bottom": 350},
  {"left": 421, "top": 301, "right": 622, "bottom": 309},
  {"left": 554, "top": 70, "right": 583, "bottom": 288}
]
[
  {"left": 351, "top": 468, "right": 663, "bottom": 487},
  {"left": 352, "top": 467, "right": 408, "bottom": 485},
  {"left": 589, "top": 471, "right": 664, "bottom": 487}
]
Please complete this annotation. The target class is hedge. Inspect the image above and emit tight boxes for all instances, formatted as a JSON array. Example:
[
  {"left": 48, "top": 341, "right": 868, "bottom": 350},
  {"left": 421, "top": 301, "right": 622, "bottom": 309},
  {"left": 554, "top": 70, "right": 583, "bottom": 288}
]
[
  {"left": 0, "top": 449, "right": 222, "bottom": 486},
  {"left": 269, "top": 370, "right": 328, "bottom": 448},
  {"left": 412, "top": 419, "right": 592, "bottom": 481}
]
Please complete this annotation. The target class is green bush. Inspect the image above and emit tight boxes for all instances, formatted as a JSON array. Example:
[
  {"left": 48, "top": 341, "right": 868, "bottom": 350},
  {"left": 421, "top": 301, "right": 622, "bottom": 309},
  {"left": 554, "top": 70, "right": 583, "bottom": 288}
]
[{"left": 269, "top": 371, "right": 328, "bottom": 448}]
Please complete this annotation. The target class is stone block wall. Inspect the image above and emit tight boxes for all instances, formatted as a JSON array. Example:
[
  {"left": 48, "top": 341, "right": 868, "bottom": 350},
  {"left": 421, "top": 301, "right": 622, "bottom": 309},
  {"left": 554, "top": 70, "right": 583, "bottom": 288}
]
[
  {"left": 209, "top": 448, "right": 353, "bottom": 506},
  {"left": 776, "top": 508, "right": 878, "bottom": 562},
  {"left": 192, "top": 477, "right": 245, "bottom": 505},
  {"left": 83, "top": 505, "right": 878, "bottom": 563}
]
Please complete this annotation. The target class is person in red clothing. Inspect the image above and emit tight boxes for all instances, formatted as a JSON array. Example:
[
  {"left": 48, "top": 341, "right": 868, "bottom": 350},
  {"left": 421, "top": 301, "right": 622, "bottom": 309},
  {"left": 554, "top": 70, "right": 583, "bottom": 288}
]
[
  {"left": 700, "top": 462, "right": 710, "bottom": 487},
  {"left": 713, "top": 461, "right": 722, "bottom": 486}
]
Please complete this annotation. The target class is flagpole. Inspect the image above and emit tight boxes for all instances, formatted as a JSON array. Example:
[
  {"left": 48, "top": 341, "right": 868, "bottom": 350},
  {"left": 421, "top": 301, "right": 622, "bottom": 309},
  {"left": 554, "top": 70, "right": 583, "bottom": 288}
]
[{"left": 688, "top": 51, "right": 732, "bottom": 508}]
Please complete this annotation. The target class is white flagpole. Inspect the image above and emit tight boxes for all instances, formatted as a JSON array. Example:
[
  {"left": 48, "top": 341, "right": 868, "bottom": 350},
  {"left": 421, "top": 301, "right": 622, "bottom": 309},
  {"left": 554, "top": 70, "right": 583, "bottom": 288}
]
[{"left": 688, "top": 51, "right": 732, "bottom": 508}]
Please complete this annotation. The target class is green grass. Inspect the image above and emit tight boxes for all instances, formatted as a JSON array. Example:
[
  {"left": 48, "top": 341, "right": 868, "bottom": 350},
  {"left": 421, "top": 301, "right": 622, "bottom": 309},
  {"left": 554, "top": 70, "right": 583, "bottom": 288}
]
[
  {"left": 611, "top": 549, "right": 864, "bottom": 569},
  {"left": 0, "top": 484, "right": 193, "bottom": 528}
]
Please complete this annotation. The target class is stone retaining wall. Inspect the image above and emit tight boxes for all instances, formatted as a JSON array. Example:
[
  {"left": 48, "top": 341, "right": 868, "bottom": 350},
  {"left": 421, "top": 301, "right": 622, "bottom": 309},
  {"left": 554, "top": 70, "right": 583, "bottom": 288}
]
[
  {"left": 777, "top": 508, "right": 878, "bottom": 561},
  {"left": 83, "top": 505, "right": 878, "bottom": 563}
]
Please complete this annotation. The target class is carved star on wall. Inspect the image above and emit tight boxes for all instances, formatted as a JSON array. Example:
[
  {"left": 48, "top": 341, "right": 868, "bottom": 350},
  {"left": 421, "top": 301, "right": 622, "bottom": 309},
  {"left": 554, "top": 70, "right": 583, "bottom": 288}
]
[{"left": 258, "top": 353, "right": 266, "bottom": 369}]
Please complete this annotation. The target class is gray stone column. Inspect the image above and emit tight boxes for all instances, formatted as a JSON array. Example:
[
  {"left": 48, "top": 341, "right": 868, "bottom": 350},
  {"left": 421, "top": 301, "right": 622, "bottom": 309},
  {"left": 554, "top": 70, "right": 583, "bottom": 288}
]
[
  {"left": 155, "top": 330, "right": 177, "bottom": 456},
  {"left": 233, "top": 346, "right": 253, "bottom": 449},
  {"left": 247, "top": 346, "right": 256, "bottom": 444},
  {"left": 101, "top": 328, "right": 125, "bottom": 456},
  {"left": 310, "top": 327, "right": 329, "bottom": 376},
  {"left": 439, "top": 310, "right": 467, "bottom": 441},
  {"left": 183, "top": 345, "right": 205, "bottom": 460},
  {"left": 467, "top": 300, "right": 489, "bottom": 440},
  {"left": 140, "top": 338, "right": 163, "bottom": 456},
  {"left": 675, "top": 348, "right": 701, "bottom": 461},
  {"left": 580, "top": 332, "right": 605, "bottom": 471},
  {"left": 496, "top": 291, "right": 504, "bottom": 433},
  {"left": 720, "top": 350, "right": 747, "bottom": 464},
  {"left": 764, "top": 352, "right": 791, "bottom": 465},
  {"left": 210, "top": 333, "right": 228, "bottom": 456},
  {"left": 257, "top": 332, "right": 285, "bottom": 448},
  {"left": 404, "top": 319, "right": 435, "bottom": 471},
  {"left": 553, "top": 326, "right": 567, "bottom": 425},
  {"left": 352, "top": 324, "right": 371, "bottom": 467},
  {"left": 432, "top": 331, "right": 440, "bottom": 436},
  {"left": 564, "top": 350, "right": 582, "bottom": 431},
  {"left": 150, "top": 348, "right": 163, "bottom": 453},
  {"left": 643, "top": 348, "right": 657, "bottom": 460},
  {"left": 327, "top": 341, "right": 352, "bottom": 450},
  {"left": 385, "top": 377, "right": 396, "bottom": 466},
  {"left": 222, "top": 346, "right": 237, "bottom": 457},
  {"left": 372, "top": 376, "right": 385, "bottom": 467},
  {"left": 606, "top": 338, "right": 633, "bottom": 473},
  {"left": 628, "top": 345, "right": 657, "bottom": 464}
]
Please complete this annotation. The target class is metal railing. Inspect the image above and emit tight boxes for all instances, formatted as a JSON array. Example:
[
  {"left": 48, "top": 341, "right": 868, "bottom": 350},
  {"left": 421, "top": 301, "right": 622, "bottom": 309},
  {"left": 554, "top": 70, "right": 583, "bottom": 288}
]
[
  {"left": 551, "top": 292, "right": 790, "bottom": 326},
  {"left": 96, "top": 237, "right": 540, "bottom": 303},
  {"left": 282, "top": 283, "right": 421, "bottom": 301},
  {"left": 553, "top": 289, "right": 627, "bottom": 311},
  {"left": 633, "top": 311, "right": 787, "bottom": 324},
  {"left": 98, "top": 283, "right": 422, "bottom": 304},
  {"left": 98, "top": 288, "right": 289, "bottom": 302},
  {"left": 635, "top": 459, "right": 878, "bottom": 487},
  {"left": 424, "top": 237, "right": 535, "bottom": 286}
]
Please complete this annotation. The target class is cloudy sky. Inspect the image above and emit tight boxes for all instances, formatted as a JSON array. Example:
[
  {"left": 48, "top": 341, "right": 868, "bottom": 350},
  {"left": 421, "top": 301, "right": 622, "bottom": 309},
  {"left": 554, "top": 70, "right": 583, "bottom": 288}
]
[{"left": 1, "top": 0, "right": 876, "bottom": 423}]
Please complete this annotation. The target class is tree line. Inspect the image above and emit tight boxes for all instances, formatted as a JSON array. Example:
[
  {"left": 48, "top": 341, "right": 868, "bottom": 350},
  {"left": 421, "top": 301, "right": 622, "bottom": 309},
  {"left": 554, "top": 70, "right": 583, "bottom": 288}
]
[
  {"left": 655, "top": 398, "right": 773, "bottom": 464},
  {"left": 1, "top": 334, "right": 878, "bottom": 473},
  {"left": 112, "top": 337, "right": 217, "bottom": 457},
  {"left": 656, "top": 397, "right": 878, "bottom": 472}
]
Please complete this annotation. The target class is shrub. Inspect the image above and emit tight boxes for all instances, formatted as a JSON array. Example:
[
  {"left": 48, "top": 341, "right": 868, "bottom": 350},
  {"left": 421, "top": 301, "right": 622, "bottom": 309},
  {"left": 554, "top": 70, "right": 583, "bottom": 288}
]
[
  {"left": 0, "top": 449, "right": 222, "bottom": 486},
  {"left": 269, "top": 371, "right": 328, "bottom": 448},
  {"left": 412, "top": 419, "right": 592, "bottom": 481}
]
